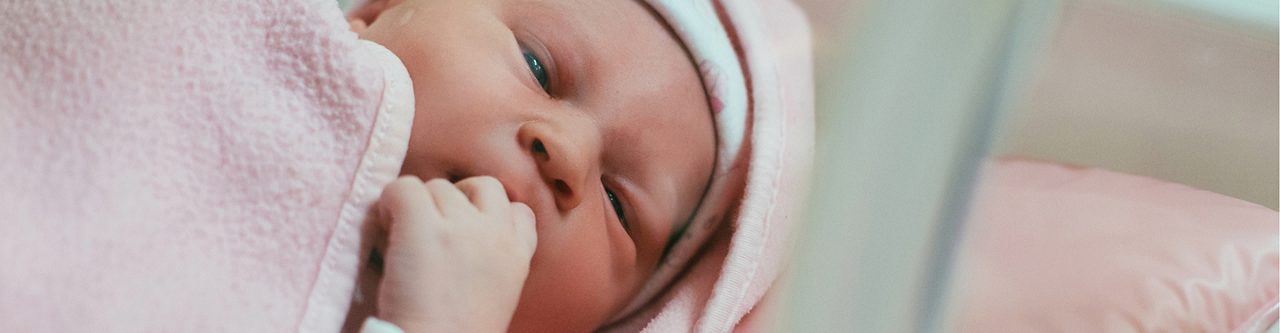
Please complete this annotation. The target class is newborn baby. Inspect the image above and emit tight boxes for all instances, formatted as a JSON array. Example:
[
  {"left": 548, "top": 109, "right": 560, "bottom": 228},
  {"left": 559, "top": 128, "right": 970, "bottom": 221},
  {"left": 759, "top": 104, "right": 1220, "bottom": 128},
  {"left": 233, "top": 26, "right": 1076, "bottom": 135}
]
[
  {"left": 344, "top": 0, "right": 734, "bottom": 331},
  {"left": 0, "top": 0, "right": 805, "bottom": 330}
]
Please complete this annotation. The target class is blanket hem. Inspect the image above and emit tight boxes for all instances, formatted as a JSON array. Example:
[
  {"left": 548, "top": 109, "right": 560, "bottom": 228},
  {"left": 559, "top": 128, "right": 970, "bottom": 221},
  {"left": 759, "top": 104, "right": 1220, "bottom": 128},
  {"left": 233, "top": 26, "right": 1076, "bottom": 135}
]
[{"left": 297, "top": 40, "right": 415, "bottom": 333}]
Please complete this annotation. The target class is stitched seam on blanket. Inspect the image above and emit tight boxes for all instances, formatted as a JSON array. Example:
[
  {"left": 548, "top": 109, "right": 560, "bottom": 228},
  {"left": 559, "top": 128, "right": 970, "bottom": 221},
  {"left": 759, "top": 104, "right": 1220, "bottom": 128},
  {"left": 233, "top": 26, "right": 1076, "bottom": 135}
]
[
  {"left": 296, "top": 82, "right": 387, "bottom": 332},
  {"left": 719, "top": 83, "right": 785, "bottom": 333},
  {"left": 297, "top": 42, "right": 410, "bottom": 332}
]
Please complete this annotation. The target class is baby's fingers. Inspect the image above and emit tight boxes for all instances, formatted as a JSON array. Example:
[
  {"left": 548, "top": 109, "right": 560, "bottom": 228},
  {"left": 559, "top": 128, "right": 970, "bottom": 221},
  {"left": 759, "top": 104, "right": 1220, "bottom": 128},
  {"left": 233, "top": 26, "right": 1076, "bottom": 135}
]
[
  {"left": 454, "top": 176, "right": 509, "bottom": 211},
  {"left": 510, "top": 203, "right": 538, "bottom": 254},
  {"left": 378, "top": 176, "right": 441, "bottom": 236},
  {"left": 424, "top": 178, "right": 473, "bottom": 217}
]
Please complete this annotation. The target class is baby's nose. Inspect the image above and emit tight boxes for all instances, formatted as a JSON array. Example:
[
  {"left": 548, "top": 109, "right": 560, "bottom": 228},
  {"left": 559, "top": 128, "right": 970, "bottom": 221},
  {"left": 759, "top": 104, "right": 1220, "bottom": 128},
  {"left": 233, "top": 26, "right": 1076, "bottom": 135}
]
[{"left": 518, "top": 117, "right": 600, "bottom": 212}]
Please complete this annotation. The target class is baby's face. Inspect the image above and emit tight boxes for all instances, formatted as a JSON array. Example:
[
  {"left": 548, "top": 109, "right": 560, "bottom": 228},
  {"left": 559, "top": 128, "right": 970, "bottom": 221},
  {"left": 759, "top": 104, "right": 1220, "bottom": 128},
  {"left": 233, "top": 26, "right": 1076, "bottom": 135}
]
[{"left": 358, "top": 0, "right": 715, "bottom": 330}]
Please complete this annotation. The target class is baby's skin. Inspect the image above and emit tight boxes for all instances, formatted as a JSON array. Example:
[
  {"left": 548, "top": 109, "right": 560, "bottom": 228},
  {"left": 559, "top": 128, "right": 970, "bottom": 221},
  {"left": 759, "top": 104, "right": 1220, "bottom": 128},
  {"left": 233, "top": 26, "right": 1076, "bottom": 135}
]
[
  {"left": 347, "top": 0, "right": 717, "bottom": 331},
  {"left": 373, "top": 176, "right": 537, "bottom": 332}
]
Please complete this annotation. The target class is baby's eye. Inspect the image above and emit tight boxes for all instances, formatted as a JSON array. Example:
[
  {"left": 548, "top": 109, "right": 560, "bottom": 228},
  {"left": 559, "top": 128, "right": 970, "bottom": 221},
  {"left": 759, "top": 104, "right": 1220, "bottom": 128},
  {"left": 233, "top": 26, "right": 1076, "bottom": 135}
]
[
  {"left": 605, "top": 185, "right": 629, "bottom": 231},
  {"left": 522, "top": 49, "right": 550, "bottom": 92}
]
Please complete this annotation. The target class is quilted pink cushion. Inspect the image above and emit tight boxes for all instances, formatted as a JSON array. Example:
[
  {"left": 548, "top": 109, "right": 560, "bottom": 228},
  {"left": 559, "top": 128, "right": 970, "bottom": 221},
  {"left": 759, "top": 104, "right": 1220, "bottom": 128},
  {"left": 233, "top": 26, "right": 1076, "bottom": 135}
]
[{"left": 953, "top": 158, "right": 1278, "bottom": 332}]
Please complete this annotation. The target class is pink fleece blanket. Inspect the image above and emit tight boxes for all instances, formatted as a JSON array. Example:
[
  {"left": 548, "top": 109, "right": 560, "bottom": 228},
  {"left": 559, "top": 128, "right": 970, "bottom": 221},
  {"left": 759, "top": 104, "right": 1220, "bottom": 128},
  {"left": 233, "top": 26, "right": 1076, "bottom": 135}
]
[{"left": 0, "top": 0, "right": 413, "bottom": 331}]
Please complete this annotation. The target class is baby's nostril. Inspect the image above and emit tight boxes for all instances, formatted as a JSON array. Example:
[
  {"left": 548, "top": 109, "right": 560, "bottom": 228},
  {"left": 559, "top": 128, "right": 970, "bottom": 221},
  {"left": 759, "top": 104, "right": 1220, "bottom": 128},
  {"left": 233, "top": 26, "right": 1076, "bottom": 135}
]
[
  {"left": 532, "top": 139, "right": 548, "bottom": 158},
  {"left": 554, "top": 179, "right": 571, "bottom": 195}
]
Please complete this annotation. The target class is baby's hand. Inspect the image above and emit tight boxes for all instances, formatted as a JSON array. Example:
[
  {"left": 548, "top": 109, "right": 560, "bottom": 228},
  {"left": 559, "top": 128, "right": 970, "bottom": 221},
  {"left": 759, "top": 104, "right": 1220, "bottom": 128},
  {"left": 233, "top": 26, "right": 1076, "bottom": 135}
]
[{"left": 372, "top": 176, "right": 537, "bottom": 333}]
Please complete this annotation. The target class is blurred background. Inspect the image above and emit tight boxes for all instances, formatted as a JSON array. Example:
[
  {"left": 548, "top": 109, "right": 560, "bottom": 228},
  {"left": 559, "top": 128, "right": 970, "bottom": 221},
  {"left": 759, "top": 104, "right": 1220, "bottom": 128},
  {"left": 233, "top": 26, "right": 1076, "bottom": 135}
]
[
  {"left": 801, "top": 0, "right": 1277, "bottom": 208},
  {"left": 781, "top": 0, "right": 1276, "bottom": 331}
]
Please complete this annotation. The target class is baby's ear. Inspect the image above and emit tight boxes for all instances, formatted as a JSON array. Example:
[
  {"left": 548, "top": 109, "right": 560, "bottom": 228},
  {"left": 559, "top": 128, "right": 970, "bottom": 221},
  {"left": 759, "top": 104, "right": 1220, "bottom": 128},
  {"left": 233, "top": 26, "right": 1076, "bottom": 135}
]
[{"left": 346, "top": 0, "right": 394, "bottom": 30}]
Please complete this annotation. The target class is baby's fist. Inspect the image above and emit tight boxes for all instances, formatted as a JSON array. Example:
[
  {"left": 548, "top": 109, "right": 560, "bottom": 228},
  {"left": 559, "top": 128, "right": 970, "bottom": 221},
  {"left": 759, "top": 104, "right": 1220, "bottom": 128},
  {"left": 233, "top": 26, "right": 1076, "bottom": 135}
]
[{"left": 373, "top": 176, "right": 537, "bottom": 333}]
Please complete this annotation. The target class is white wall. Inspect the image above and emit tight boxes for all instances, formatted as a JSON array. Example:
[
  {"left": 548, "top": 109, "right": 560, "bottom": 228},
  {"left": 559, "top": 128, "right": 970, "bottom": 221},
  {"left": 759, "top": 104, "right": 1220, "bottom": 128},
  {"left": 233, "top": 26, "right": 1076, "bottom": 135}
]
[
  {"left": 794, "top": 0, "right": 1279, "bottom": 209},
  {"left": 1000, "top": 0, "right": 1278, "bottom": 209}
]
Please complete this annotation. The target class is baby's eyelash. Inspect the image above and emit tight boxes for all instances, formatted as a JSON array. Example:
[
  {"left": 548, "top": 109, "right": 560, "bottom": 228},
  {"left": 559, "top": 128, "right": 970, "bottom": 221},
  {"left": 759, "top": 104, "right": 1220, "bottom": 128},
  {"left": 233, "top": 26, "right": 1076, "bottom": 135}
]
[{"left": 605, "top": 185, "right": 629, "bottom": 231}]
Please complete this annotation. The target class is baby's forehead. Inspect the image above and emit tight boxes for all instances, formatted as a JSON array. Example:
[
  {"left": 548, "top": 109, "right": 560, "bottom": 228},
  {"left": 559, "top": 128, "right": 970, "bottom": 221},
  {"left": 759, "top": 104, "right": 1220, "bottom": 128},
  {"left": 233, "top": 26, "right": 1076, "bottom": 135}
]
[
  {"left": 499, "top": 1, "right": 706, "bottom": 112},
  {"left": 503, "top": 0, "right": 694, "bottom": 63}
]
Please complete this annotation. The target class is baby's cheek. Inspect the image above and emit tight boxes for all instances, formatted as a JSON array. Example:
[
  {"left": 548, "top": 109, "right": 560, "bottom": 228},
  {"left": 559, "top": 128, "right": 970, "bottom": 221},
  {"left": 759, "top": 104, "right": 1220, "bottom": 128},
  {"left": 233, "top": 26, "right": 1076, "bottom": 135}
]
[
  {"left": 514, "top": 214, "right": 633, "bottom": 331},
  {"left": 528, "top": 216, "right": 620, "bottom": 287}
]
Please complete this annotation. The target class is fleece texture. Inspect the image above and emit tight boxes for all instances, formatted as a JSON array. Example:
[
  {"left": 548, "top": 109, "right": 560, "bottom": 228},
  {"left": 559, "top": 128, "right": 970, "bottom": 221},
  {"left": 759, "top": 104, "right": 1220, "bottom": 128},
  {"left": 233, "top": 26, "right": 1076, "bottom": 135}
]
[{"left": 0, "top": 0, "right": 413, "bottom": 331}]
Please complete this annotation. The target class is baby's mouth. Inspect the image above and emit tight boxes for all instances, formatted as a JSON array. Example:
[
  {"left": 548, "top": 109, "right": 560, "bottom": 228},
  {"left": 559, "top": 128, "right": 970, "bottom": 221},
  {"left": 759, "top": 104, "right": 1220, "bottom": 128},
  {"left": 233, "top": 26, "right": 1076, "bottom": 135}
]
[
  {"left": 444, "top": 168, "right": 524, "bottom": 205},
  {"left": 445, "top": 170, "right": 465, "bottom": 183}
]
